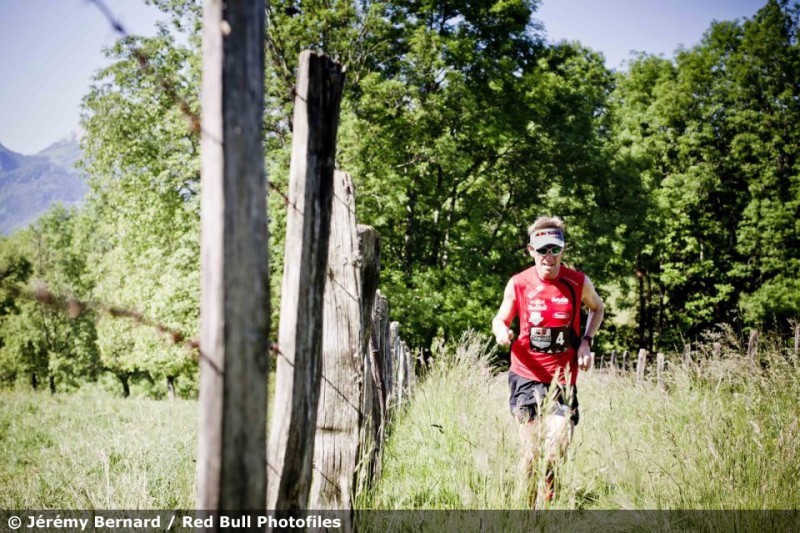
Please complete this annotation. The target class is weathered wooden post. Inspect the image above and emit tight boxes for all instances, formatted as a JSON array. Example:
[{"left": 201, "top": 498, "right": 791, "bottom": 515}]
[
  {"left": 390, "top": 322, "right": 404, "bottom": 405},
  {"left": 403, "top": 341, "right": 416, "bottom": 391},
  {"left": 682, "top": 343, "right": 691, "bottom": 366},
  {"left": 657, "top": 352, "right": 665, "bottom": 390},
  {"left": 610, "top": 350, "right": 617, "bottom": 371},
  {"left": 366, "top": 291, "right": 390, "bottom": 482},
  {"left": 267, "top": 51, "right": 345, "bottom": 511},
  {"left": 636, "top": 348, "right": 647, "bottom": 383},
  {"left": 310, "top": 171, "right": 379, "bottom": 513},
  {"left": 747, "top": 329, "right": 759, "bottom": 361},
  {"left": 712, "top": 342, "right": 721, "bottom": 361},
  {"left": 197, "top": 0, "right": 269, "bottom": 513},
  {"left": 599, "top": 353, "right": 606, "bottom": 369},
  {"left": 622, "top": 350, "right": 629, "bottom": 372},
  {"left": 794, "top": 323, "right": 799, "bottom": 360}
]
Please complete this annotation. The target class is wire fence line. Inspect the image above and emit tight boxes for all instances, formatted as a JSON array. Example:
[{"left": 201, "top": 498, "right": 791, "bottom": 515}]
[{"left": 87, "top": 0, "right": 202, "bottom": 136}]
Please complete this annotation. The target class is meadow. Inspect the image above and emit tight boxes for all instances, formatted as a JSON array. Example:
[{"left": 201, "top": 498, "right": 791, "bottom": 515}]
[{"left": 1, "top": 332, "right": 798, "bottom": 513}]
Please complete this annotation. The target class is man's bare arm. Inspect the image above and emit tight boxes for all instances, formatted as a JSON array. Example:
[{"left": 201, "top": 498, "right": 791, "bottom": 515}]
[
  {"left": 492, "top": 279, "right": 517, "bottom": 346},
  {"left": 577, "top": 276, "right": 604, "bottom": 370}
]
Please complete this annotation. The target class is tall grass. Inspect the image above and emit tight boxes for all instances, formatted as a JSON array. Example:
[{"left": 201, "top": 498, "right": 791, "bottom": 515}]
[
  {"left": 0, "top": 386, "right": 196, "bottom": 508},
  {"left": 365, "top": 330, "right": 800, "bottom": 510},
  {"left": 1, "top": 330, "right": 797, "bottom": 512}
]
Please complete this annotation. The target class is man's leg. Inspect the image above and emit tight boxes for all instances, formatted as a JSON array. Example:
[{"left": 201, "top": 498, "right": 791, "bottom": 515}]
[
  {"left": 516, "top": 416, "right": 541, "bottom": 507},
  {"left": 540, "top": 410, "right": 574, "bottom": 503}
]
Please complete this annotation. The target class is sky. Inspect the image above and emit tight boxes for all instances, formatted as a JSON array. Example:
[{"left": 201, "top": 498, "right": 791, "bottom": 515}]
[{"left": 0, "top": 0, "right": 768, "bottom": 156}]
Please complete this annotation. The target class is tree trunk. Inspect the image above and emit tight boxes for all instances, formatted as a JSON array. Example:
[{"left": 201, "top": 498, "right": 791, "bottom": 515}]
[
  {"left": 49, "top": 374, "right": 55, "bottom": 395},
  {"left": 31, "top": 372, "right": 38, "bottom": 390},
  {"left": 267, "top": 51, "right": 345, "bottom": 512},
  {"left": 167, "top": 376, "right": 176, "bottom": 400},
  {"left": 403, "top": 182, "right": 417, "bottom": 276},
  {"left": 636, "top": 257, "right": 646, "bottom": 350},
  {"left": 196, "top": 0, "right": 270, "bottom": 515},
  {"left": 119, "top": 373, "right": 130, "bottom": 398}
]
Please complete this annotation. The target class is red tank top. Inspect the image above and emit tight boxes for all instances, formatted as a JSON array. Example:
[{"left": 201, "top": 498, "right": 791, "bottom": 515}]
[{"left": 509, "top": 265, "right": 585, "bottom": 385}]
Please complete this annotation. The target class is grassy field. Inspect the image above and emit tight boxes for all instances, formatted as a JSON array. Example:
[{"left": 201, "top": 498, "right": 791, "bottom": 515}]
[
  {"left": 1, "top": 332, "right": 798, "bottom": 511},
  {"left": 0, "top": 386, "right": 196, "bottom": 509}
]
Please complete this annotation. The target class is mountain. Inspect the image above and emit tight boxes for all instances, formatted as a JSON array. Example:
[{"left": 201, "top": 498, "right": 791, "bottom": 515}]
[{"left": 0, "top": 137, "right": 88, "bottom": 235}]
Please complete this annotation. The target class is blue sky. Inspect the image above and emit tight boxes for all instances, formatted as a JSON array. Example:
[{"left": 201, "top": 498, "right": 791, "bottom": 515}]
[{"left": 0, "top": 0, "right": 767, "bottom": 155}]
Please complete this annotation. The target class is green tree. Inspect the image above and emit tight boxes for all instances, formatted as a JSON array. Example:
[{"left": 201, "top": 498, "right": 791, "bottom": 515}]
[
  {"left": 0, "top": 207, "right": 100, "bottom": 390},
  {"left": 611, "top": 0, "right": 800, "bottom": 348},
  {"left": 80, "top": 21, "right": 200, "bottom": 396}
]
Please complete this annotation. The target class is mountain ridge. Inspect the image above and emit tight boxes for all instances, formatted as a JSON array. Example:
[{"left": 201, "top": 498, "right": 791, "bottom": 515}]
[{"left": 0, "top": 137, "right": 88, "bottom": 235}]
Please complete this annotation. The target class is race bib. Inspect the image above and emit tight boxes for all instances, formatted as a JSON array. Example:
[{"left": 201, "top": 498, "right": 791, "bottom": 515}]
[{"left": 530, "top": 326, "right": 570, "bottom": 354}]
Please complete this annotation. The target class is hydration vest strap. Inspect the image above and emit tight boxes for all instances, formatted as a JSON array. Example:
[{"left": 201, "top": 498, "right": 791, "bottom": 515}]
[{"left": 556, "top": 278, "right": 581, "bottom": 350}]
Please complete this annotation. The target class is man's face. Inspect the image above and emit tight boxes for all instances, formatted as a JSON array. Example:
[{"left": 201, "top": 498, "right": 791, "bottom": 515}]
[{"left": 529, "top": 243, "right": 563, "bottom": 279}]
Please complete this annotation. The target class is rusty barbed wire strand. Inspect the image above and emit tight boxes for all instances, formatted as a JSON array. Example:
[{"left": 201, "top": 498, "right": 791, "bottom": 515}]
[
  {"left": 87, "top": 0, "right": 303, "bottom": 209},
  {"left": 8, "top": 279, "right": 201, "bottom": 355},
  {"left": 87, "top": 0, "right": 201, "bottom": 135},
  {"left": 0, "top": 277, "right": 285, "bottom": 375}
]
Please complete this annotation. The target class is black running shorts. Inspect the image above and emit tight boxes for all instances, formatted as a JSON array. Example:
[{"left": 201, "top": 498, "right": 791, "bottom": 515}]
[{"left": 508, "top": 370, "right": 579, "bottom": 426}]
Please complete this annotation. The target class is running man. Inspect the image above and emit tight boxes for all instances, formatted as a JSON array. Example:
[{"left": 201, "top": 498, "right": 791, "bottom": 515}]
[{"left": 492, "top": 216, "right": 604, "bottom": 506}]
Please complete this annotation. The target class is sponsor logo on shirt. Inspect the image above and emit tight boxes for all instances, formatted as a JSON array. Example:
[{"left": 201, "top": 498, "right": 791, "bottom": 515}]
[
  {"left": 526, "top": 285, "right": 544, "bottom": 299},
  {"left": 530, "top": 312, "right": 544, "bottom": 326},
  {"left": 551, "top": 296, "right": 569, "bottom": 304},
  {"left": 553, "top": 312, "right": 570, "bottom": 320},
  {"left": 528, "top": 298, "right": 547, "bottom": 311}
]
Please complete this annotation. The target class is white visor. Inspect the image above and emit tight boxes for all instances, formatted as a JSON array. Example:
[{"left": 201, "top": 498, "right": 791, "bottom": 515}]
[{"left": 530, "top": 228, "right": 565, "bottom": 249}]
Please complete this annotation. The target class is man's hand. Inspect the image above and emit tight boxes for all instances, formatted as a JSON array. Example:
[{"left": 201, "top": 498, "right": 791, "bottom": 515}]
[
  {"left": 577, "top": 339, "right": 592, "bottom": 371},
  {"left": 495, "top": 326, "right": 515, "bottom": 347}
]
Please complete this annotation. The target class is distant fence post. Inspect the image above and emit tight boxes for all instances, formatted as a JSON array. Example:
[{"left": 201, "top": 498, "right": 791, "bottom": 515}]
[
  {"left": 712, "top": 342, "right": 721, "bottom": 361},
  {"left": 391, "top": 322, "right": 411, "bottom": 405},
  {"left": 310, "top": 172, "right": 379, "bottom": 514},
  {"left": 599, "top": 353, "right": 606, "bottom": 369},
  {"left": 682, "top": 343, "right": 691, "bottom": 366},
  {"left": 636, "top": 349, "right": 647, "bottom": 383},
  {"left": 196, "top": 0, "right": 269, "bottom": 513},
  {"left": 366, "top": 291, "right": 391, "bottom": 482},
  {"left": 622, "top": 350, "right": 629, "bottom": 372},
  {"left": 747, "top": 330, "right": 759, "bottom": 361},
  {"left": 267, "top": 50, "right": 345, "bottom": 511},
  {"left": 657, "top": 352, "right": 665, "bottom": 390},
  {"left": 610, "top": 350, "right": 617, "bottom": 373},
  {"left": 794, "top": 323, "right": 799, "bottom": 360}
]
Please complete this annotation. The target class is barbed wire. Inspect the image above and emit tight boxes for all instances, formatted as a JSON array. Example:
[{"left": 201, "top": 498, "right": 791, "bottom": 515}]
[
  {"left": 87, "top": 0, "right": 201, "bottom": 135},
  {"left": 2, "top": 278, "right": 201, "bottom": 355},
  {"left": 0, "top": 1, "right": 353, "bottom": 375}
]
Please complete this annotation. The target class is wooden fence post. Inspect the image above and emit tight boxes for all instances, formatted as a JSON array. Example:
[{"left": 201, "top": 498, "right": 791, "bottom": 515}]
[
  {"left": 610, "top": 350, "right": 617, "bottom": 373},
  {"left": 267, "top": 51, "right": 345, "bottom": 511},
  {"left": 747, "top": 329, "right": 759, "bottom": 361},
  {"left": 310, "top": 172, "right": 379, "bottom": 513},
  {"left": 794, "top": 323, "right": 799, "bottom": 360},
  {"left": 599, "top": 353, "right": 606, "bottom": 369},
  {"left": 636, "top": 348, "right": 647, "bottom": 383},
  {"left": 196, "top": 0, "right": 269, "bottom": 513},
  {"left": 366, "top": 291, "right": 391, "bottom": 483},
  {"left": 682, "top": 343, "right": 691, "bottom": 366},
  {"left": 657, "top": 352, "right": 665, "bottom": 390},
  {"left": 390, "top": 322, "right": 406, "bottom": 406},
  {"left": 622, "top": 350, "right": 629, "bottom": 372},
  {"left": 712, "top": 342, "right": 721, "bottom": 361}
]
